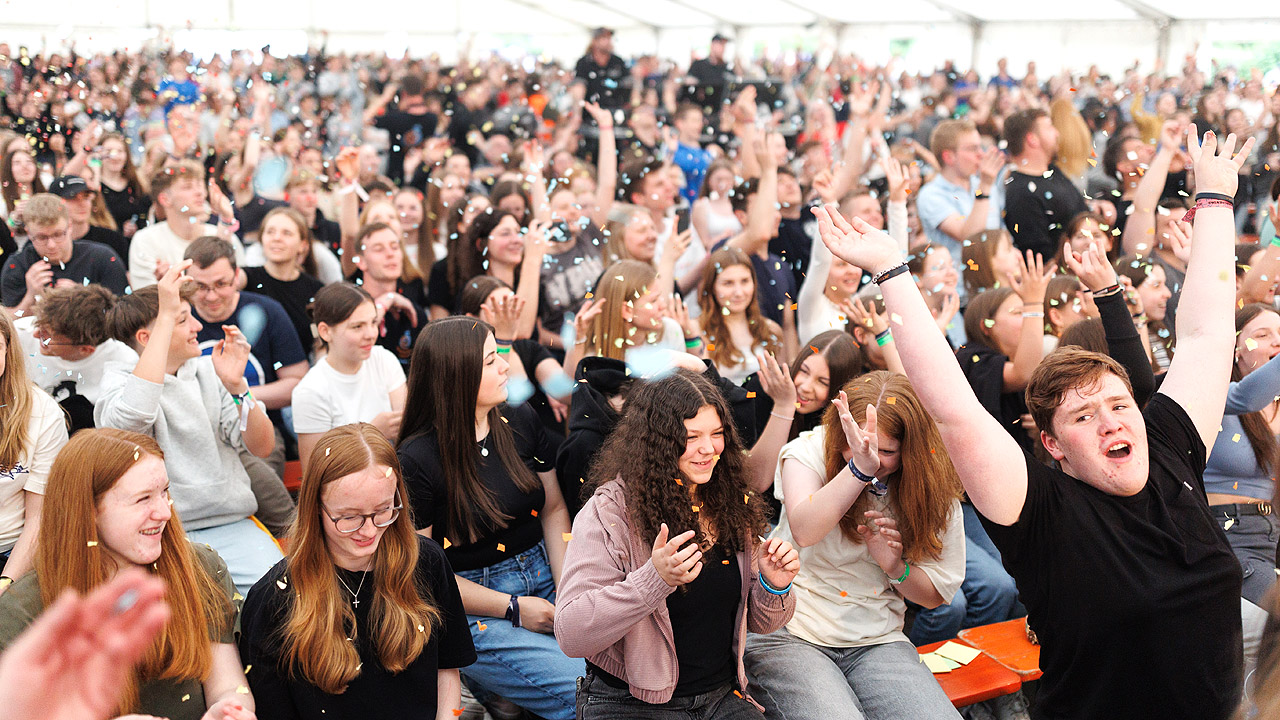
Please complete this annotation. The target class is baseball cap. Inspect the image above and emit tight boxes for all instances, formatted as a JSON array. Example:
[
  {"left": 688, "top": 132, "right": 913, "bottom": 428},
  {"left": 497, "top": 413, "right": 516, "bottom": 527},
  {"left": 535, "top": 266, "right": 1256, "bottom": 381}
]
[{"left": 48, "top": 175, "right": 91, "bottom": 199}]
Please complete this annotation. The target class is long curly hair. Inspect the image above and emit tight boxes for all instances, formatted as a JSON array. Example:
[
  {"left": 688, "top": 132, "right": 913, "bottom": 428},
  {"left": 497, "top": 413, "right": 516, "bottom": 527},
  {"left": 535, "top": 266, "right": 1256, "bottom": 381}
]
[
  {"left": 820, "top": 371, "right": 963, "bottom": 564},
  {"left": 699, "top": 247, "right": 782, "bottom": 371},
  {"left": 589, "top": 369, "right": 768, "bottom": 552}
]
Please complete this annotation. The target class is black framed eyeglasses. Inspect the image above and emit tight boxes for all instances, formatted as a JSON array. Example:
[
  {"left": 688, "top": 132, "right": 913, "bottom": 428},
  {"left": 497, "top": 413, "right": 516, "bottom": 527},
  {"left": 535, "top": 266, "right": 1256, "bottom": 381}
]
[{"left": 322, "top": 493, "right": 403, "bottom": 534}]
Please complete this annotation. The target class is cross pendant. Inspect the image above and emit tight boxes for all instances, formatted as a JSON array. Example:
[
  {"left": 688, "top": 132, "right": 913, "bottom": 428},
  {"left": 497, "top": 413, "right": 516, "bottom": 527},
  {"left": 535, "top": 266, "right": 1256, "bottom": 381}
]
[{"left": 352, "top": 598, "right": 360, "bottom": 608}]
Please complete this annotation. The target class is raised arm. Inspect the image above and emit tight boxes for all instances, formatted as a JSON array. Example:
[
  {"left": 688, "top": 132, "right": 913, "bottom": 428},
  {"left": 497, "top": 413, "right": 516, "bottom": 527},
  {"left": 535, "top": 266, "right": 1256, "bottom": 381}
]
[
  {"left": 584, "top": 103, "right": 617, "bottom": 228},
  {"left": 1159, "top": 126, "right": 1256, "bottom": 449},
  {"left": 814, "top": 205, "right": 1028, "bottom": 525},
  {"left": 1122, "top": 121, "right": 1181, "bottom": 255},
  {"left": 728, "top": 136, "right": 777, "bottom": 257}
]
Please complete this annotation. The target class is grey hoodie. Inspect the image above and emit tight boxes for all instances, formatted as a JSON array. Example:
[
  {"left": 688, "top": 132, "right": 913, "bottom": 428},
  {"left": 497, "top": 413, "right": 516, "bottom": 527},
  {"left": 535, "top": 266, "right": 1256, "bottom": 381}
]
[{"left": 94, "top": 356, "right": 257, "bottom": 530}]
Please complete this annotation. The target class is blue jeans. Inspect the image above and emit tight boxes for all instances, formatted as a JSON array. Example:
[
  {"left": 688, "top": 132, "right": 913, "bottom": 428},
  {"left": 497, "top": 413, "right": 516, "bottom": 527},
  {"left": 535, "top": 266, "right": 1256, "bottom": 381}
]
[
  {"left": 909, "top": 503, "right": 1019, "bottom": 645},
  {"left": 186, "top": 517, "right": 284, "bottom": 596},
  {"left": 744, "top": 628, "right": 960, "bottom": 720},
  {"left": 455, "top": 541, "right": 583, "bottom": 720}
]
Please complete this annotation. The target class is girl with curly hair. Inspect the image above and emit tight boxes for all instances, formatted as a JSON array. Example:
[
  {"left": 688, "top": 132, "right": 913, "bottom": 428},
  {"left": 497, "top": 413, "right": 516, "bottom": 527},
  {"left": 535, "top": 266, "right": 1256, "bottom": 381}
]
[
  {"left": 556, "top": 369, "right": 799, "bottom": 719},
  {"left": 698, "top": 247, "right": 792, "bottom": 385},
  {"left": 743, "top": 371, "right": 966, "bottom": 720}
]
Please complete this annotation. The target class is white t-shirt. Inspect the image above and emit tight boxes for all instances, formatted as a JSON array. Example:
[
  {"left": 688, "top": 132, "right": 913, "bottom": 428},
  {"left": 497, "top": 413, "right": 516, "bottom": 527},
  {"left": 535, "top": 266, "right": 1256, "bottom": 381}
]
[
  {"left": 0, "top": 388, "right": 69, "bottom": 552},
  {"left": 15, "top": 316, "right": 140, "bottom": 406},
  {"left": 128, "top": 221, "right": 246, "bottom": 289},
  {"left": 771, "top": 427, "right": 965, "bottom": 648},
  {"left": 291, "top": 346, "right": 406, "bottom": 435}
]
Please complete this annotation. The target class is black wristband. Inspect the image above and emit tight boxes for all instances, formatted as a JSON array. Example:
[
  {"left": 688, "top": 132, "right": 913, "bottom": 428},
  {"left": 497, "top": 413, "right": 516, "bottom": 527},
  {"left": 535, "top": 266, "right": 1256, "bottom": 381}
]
[
  {"left": 1195, "top": 192, "right": 1234, "bottom": 204},
  {"left": 872, "top": 263, "right": 910, "bottom": 285},
  {"left": 975, "top": 192, "right": 991, "bottom": 200},
  {"left": 505, "top": 595, "right": 522, "bottom": 628}
]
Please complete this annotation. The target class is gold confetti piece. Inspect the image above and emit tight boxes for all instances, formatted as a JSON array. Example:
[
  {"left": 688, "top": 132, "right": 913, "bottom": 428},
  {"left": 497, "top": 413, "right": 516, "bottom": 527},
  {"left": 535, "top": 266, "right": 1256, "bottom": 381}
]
[
  {"left": 1246, "top": 338, "right": 1258, "bottom": 351},
  {"left": 276, "top": 579, "right": 288, "bottom": 590},
  {"left": 182, "top": 694, "right": 191, "bottom": 702},
  {"left": 477, "top": 622, "right": 487, "bottom": 631},
  {"left": 886, "top": 396, "right": 896, "bottom": 405},
  {"left": 891, "top": 313, "right": 903, "bottom": 325},
  {"left": 443, "top": 537, "right": 452, "bottom": 549},
  {"left": 746, "top": 391, "right": 756, "bottom": 398},
  {"left": 1225, "top": 518, "right": 1235, "bottom": 530},
  {"left": 584, "top": 292, "right": 593, "bottom": 299},
  {"left": 325, "top": 447, "right": 331, "bottom": 456},
  {"left": 236, "top": 685, "right": 250, "bottom": 695},
  {"left": 562, "top": 532, "right": 573, "bottom": 542},
  {"left": 1232, "top": 433, "right": 1241, "bottom": 443},
  {"left": 418, "top": 624, "right": 426, "bottom": 632},
  {"left": 385, "top": 466, "right": 393, "bottom": 477},
  {"left": 496, "top": 543, "right": 506, "bottom": 552},
  {"left": 692, "top": 505, "right": 700, "bottom": 512},
  {"left": 674, "top": 477, "right": 684, "bottom": 486},
  {"left": 244, "top": 665, "right": 251, "bottom": 673},
  {"left": 744, "top": 494, "right": 750, "bottom": 504},
  {"left": 86, "top": 540, "right": 97, "bottom": 547}
]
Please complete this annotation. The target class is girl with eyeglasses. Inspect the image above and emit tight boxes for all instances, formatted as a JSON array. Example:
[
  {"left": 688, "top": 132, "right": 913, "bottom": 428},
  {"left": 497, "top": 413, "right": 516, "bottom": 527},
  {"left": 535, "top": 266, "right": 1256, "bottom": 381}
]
[{"left": 239, "top": 423, "right": 475, "bottom": 719}]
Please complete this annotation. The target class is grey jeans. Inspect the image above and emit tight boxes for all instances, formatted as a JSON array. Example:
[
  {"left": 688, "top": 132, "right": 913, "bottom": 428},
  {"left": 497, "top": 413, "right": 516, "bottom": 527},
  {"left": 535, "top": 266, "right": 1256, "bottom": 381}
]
[
  {"left": 1214, "top": 507, "right": 1280, "bottom": 606},
  {"left": 744, "top": 628, "right": 960, "bottom": 720}
]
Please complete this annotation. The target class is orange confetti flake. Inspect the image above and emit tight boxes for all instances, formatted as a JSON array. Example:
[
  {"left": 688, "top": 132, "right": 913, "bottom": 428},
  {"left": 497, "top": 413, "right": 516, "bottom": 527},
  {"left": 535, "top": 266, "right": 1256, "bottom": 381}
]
[
  {"left": 496, "top": 543, "right": 506, "bottom": 552},
  {"left": 443, "top": 537, "right": 452, "bottom": 549},
  {"left": 477, "top": 622, "right": 487, "bottom": 631},
  {"left": 840, "top": 590, "right": 849, "bottom": 597},
  {"left": 453, "top": 710, "right": 465, "bottom": 717},
  {"left": 674, "top": 477, "right": 684, "bottom": 485},
  {"left": 885, "top": 396, "right": 896, "bottom": 405},
  {"left": 746, "top": 391, "right": 757, "bottom": 398},
  {"left": 562, "top": 532, "right": 573, "bottom": 542},
  {"left": 531, "top": 509, "right": 539, "bottom": 517}
]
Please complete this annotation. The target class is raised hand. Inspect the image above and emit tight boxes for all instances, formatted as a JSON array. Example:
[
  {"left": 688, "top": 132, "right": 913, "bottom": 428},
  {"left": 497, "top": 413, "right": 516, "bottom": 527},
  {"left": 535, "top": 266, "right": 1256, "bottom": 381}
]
[
  {"left": 207, "top": 179, "right": 234, "bottom": 223},
  {"left": 811, "top": 169, "right": 838, "bottom": 206},
  {"left": 212, "top": 325, "right": 252, "bottom": 393},
  {"left": 1063, "top": 240, "right": 1118, "bottom": 292},
  {"left": 334, "top": 146, "right": 360, "bottom": 181},
  {"left": 666, "top": 294, "right": 700, "bottom": 343},
  {"left": 811, "top": 204, "right": 902, "bottom": 276},
  {"left": 842, "top": 297, "right": 888, "bottom": 336},
  {"left": 1186, "top": 123, "right": 1255, "bottom": 197},
  {"left": 480, "top": 293, "right": 525, "bottom": 342},
  {"left": 1165, "top": 219, "right": 1192, "bottom": 264},
  {"left": 756, "top": 351, "right": 795, "bottom": 409},
  {"left": 978, "top": 146, "right": 1005, "bottom": 191},
  {"left": 583, "top": 102, "right": 614, "bottom": 130},
  {"left": 857, "top": 510, "right": 905, "bottom": 577},
  {"left": 157, "top": 259, "right": 193, "bottom": 319},
  {"left": 1009, "top": 250, "right": 1055, "bottom": 304},
  {"left": 569, "top": 297, "right": 606, "bottom": 345},
  {"left": 757, "top": 536, "right": 800, "bottom": 591},
  {"left": 881, "top": 156, "right": 910, "bottom": 204},
  {"left": 832, "top": 390, "right": 879, "bottom": 478},
  {"left": 651, "top": 523, "right": 703, "bottom": 587}
]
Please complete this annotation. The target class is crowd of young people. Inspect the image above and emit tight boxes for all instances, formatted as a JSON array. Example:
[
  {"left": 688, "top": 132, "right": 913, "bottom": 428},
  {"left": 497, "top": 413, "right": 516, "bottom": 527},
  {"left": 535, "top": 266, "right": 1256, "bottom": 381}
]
[{"left": 0, "top": 31, "right": 1279, "bottom": 720}]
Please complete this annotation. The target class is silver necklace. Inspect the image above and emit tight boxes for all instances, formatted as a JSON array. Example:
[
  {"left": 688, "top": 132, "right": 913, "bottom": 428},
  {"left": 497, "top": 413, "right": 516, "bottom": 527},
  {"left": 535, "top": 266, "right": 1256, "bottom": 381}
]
[{"left": 336, "top": 569, "right": 368, "bottom": 608}]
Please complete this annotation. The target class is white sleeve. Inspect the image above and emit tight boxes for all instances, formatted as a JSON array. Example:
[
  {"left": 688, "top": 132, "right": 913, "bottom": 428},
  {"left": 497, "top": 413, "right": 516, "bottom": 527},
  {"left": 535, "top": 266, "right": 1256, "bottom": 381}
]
[
  {"left": 22, "top": 390, "right": 69, "bottom": 495},
  {"left": 797, "top": 225, "right": 833, "bottom": 344},
  {"left": 128, "top": 230, "right": 159, "bottom": 289},
  {"left": 887, "top": 200, "right": 909, "bottom": 253},
  {"left": 290, "top": 373, "right": 336, "bottom": 435},
  {"left": 912, "top": 500, "right": 967, "bottom": 604},
  {"left": 372, "top": 347, "right": 407, "bottom": 394}
]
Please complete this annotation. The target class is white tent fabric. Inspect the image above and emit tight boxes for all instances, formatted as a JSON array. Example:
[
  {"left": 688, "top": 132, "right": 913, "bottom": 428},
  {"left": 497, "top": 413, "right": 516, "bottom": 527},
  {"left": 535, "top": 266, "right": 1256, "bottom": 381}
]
[{"left": 2, "top": 0, "right": 1278, "bottom": 75}]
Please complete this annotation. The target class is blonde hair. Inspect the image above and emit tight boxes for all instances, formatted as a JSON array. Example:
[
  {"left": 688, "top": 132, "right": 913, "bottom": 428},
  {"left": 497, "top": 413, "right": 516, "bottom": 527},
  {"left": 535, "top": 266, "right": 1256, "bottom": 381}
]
[
  {"left": 1050, "top": 98, "right": 1092, "bottom": 180},
  {"left": 601, "top": 204, "right": 648, "bottom": 266},
  {"left": 583, "top": 260, "right": 660, "bottom": 361},
  {"left": 0, "top": 312, "right": 36, "bottom": 472},
  {"left": 280, "top": 424, "right": 439, "bottom": 694}
]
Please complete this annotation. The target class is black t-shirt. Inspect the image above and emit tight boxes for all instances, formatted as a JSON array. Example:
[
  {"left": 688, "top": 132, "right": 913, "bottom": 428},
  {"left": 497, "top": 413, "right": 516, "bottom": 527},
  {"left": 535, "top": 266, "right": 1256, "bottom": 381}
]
[
  {"left": 667, "top": 544, "right": 739, "bottom": 696},
  {"left": 243, "top": 266, "right": 326, "bottom": 357},
  {"left": 1003, "top": 165, "right": 1088, "bottom": 261},
  {"left": 238, "top": 536, "right": 476, "bottom": 720},
  {"left": 957, "top": 343, "right": 1033, "bottom": 452},
  {"left": 399, "top": 403, "right": 555, "bottom": 572},
  {"left": 100, "top": 181, "right": 151, "bottom": 232},
  {"left": 979, "top": 394, "right": 1242, "bottom": 720},
  {"left": 0, "top": 239, "right": 128, "bottom": 305},
  {"left": 79, "top": 224, "right": 130, "bottom": 265},
  {"left": 574, "top": 54, "right": 629, "bottom": 111},
  {"left": 425, "top": 259, "right": 455, "bottom": 315},
  {"left": 538, "top": 228, "right": 605, "bottom": 334},
  {"left": 311, "top": 213, "right": 342, "bottom": 256},
  {"left": 374, "top": 108, "right": 439, "bottom": 186},
  {"left": 350, "top": 272, "right": 429, "bottom": 368}
]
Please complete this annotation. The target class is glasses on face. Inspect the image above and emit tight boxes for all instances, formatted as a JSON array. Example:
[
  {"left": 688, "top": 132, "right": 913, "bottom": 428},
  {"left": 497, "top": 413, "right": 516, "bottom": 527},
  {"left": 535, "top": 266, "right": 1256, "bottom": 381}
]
[
  {"left": 29, "top": 229, "right": 67, "bottom": 244},
  {"left": 194, "top": 279, "right": 235, "bottom": 295},
  {"left": 322, "top": 494, "right": 403, "bottom": 534}
]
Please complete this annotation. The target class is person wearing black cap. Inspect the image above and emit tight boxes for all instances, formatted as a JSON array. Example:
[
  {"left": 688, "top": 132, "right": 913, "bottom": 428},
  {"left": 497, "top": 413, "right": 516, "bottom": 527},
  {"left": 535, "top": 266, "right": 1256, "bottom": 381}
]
[
  {"left": 48, "top": 175, "right": 130, "bottom": 262},
  {"left": 574, "top": 28, "right": 628, "bottom": 112},
  {"left": 0, "top": 193, "right": 128, "bottom": 315},
  {"left": 687, "top": 35, "right": 737, "bottom": 118}
]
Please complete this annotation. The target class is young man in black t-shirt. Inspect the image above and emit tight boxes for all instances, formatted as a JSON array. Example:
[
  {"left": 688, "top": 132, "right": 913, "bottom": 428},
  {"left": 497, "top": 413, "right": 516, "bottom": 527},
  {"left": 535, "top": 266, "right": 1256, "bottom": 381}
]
[
  {"left": 1002, "top": 109, "right": 1088, "bottom": 261},
  {"left": 813, "top": 126, "right": 1255, "bottom": 720}
]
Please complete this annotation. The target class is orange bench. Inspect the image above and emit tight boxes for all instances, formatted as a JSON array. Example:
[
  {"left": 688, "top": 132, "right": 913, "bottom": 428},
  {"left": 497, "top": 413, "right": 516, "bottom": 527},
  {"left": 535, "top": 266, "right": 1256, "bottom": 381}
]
[
  {"left": 917, "top": 638, "right": 1022, "bottom": 707},
  {"left": 283, "top": 460, "right": 303, "bottom": 493},
  {"left": 958, "top": 618, "right": 1043, "bottom": 681}
]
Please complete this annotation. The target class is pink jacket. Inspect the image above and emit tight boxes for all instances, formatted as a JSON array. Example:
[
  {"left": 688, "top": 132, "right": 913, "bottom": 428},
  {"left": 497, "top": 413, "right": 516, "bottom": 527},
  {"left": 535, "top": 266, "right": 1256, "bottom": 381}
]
[{"left": 554, "top": 481, "right": 796, "bottom": 706}]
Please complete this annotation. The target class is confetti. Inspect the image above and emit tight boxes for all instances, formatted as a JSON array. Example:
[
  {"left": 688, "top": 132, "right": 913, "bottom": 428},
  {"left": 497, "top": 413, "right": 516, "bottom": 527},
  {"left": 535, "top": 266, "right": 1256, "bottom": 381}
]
[
  {"left": 531, "top": 509, "right": 538, "bottom": 517},
  {"left": 477, "top": 622, "right": 487, "bottom": 631},
  {"left": 236, "top": 685, "right": 250, "bottom": 695},
  {"left": 496, "top": 543, "right": 506, "bottom": 552},
  {"left": 443, "top": 538, "right": 452, "bottom": 549},
  {"left": 87, "top": 540, "right": 98, "bottom": 547},
  {"left": 840, "top": 590, "right": 848, "bottom": 597},
  {"left": 182, "top": 694, "right": 191, "bottom": 702},
  {"left": 562, "top": 532, "right": 573, "bottom": 542},
  {"left": 746, "top": 392, "right": 756, "bottom": 398},
  {"left": 385, "top": 466, "right": 393, "bottom": 477},
  {"left": 1232, "top": 433, "right": 1241, "bottom": 443},
  {"left": 886, "top": 396, "right": 896, "bottom": 405},
  {"left": 1246, "top": 338, "right": 1258, "bottom": 351},
  {"left": 1225, "top": 518, "right": 1235, "bottom": 530}
]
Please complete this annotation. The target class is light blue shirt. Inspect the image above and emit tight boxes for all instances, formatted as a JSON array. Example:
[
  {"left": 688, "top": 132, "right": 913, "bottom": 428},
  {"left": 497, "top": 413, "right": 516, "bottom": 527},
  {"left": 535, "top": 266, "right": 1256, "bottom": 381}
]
[{"left": 916, "top": 172, "right": 1005, "bottom": 270}]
